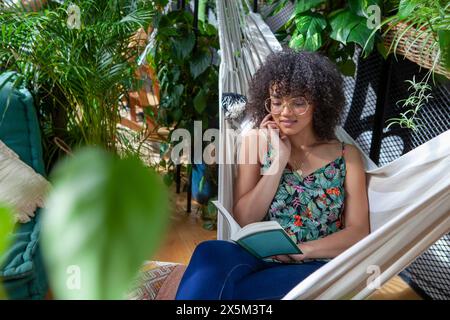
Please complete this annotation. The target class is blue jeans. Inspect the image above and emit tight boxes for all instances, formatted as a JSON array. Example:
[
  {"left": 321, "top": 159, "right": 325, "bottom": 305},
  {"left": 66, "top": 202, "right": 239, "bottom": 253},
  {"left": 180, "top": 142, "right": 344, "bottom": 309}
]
[{"left": 175, "top": 240, "right": 327, "bottom": 300}]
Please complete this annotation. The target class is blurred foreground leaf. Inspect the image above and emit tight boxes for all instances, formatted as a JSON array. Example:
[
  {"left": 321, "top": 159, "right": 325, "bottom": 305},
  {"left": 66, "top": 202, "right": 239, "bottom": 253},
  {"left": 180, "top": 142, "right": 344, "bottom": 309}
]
[
  {"left": 0, "top": 205, "right": 15, "bottom": 299},
  {"left": 41, "top": 148, "right": 169, "bottom": 299}
]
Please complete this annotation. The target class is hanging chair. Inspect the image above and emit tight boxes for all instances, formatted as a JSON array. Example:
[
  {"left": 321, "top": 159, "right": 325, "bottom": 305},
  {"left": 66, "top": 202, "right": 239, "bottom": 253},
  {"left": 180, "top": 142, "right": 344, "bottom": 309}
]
[{"left": 214, "top": 0, "right": 450, "bottom": 300}]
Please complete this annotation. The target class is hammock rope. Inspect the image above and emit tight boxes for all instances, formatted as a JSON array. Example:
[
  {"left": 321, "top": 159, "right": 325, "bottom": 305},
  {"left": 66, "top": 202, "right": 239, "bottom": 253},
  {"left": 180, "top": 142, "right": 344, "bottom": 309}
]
[{"left": 215, "top": 0, "right": 450, "bottom": 300}]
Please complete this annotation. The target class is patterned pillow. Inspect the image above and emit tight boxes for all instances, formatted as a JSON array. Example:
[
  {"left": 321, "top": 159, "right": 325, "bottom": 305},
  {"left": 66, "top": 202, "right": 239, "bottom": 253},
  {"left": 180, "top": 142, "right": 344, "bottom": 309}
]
[
  {"left": 128, "top": 261, "right": 186, "bottom": 300},
  {"left": 0, "top": 140, "right": 50, "bottom": 223}
]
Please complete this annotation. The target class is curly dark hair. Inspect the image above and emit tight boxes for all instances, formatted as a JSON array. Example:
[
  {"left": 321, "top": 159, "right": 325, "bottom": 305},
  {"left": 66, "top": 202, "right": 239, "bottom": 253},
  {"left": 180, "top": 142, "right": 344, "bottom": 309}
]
[{"left": 246, "top": 49, "right": 345, "bottom": 141}]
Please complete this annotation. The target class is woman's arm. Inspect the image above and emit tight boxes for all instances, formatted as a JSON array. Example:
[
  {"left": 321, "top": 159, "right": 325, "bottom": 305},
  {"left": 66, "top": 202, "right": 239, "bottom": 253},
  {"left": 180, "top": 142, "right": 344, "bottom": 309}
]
[
  {"left": 278, "top": 144, "right": 370, "bottom": 262},
  {"left": 233, "top": 130, "right": 290, "bottom": 227}
]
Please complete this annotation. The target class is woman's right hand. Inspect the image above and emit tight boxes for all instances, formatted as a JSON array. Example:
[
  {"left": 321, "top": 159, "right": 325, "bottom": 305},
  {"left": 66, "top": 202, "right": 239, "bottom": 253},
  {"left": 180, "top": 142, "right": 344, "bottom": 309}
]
[{"left": 259, "top": 114, "right": 291, "bottom": 168}]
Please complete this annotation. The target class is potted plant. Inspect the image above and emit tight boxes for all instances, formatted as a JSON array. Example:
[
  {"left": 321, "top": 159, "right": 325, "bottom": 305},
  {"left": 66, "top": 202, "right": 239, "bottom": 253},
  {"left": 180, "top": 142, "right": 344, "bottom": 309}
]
[
  {"left": 376, "top": 0, "right": 450, "bottom": 130},
  {"left": 0, "top": 0, "right": 157, "bottom": 171},
  {"left": 146, "top": 3, "right": 220, "bottom": 220},
  {"left": 380, "top": 0, "right": 450, "bottom": 78}
]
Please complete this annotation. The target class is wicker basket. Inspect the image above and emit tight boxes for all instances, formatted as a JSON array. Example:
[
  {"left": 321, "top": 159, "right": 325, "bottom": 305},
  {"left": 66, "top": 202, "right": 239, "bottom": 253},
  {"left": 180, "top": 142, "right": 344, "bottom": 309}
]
[{"left": 383, "top": 21, "right": 450, "bottom": 79}]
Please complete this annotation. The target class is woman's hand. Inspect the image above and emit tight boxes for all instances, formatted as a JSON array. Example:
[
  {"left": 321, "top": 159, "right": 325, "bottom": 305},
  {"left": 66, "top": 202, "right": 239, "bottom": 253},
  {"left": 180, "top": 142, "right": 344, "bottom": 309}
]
[
  {"left": 259, "top": 114, "right": 291, "bottom": 168},
  {"left": 259, "top": 113, "right": 279, "bottom": 131},
  {"left": 270, "top": 243, "right": 310, "bottom": 263}
]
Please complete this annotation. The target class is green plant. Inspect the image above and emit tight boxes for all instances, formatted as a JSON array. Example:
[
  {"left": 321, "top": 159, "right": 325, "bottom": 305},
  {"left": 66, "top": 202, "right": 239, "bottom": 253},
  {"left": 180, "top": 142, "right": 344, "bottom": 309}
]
[
  {"left": 386, "top": 76, "right": 433, "bottom": 131},
  {"left": 146, "top": 4, "right": 219, "bottom": 209},
  {"left": 267, "top": 0, "right": 449, "bottom": 77},
  {"left": 200, "top": 197, "right": 218, "bottom": 231},
  {"left": 147, "top": 9, "right": 219, "bottom": 131},
  {"left": 0, "top": 0, "right": 156, "bottom": 171},
  {"left": 376, "top": 0, "right": 450, "bottom": 72},
  {"left": 0, "top": 205, "right": 15, "bottom": 299},
  {"left": 266, "top": 0, "right": 382, "bottom": 76},
  {"left": 373, "top": 1, "right": 449, "bottom": 131},
  {"left": 41, "top": 147, "right": 169, "bottom": 299},
  {"left": 266, "top": 1, "right": 448, "bottom": 130},
  {"left": 196, "top": 162, "right": 218, "bottom": 230}
]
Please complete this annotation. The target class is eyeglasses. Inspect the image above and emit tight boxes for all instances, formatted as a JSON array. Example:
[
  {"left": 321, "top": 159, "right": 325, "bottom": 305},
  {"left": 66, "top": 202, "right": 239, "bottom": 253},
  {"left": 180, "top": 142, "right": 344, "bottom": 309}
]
[{"left": 264, "top": 97, "right": 309, "bottom": 116}]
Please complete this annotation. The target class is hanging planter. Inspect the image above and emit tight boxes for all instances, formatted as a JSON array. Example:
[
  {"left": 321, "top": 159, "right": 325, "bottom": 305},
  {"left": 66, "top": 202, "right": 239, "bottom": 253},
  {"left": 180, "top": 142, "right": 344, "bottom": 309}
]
[
  {"left": 383, "top": 22, "right": 450, "bottom": 79},
  {"left": 382, "top": 20, "right": 449, "bottom": 131}
]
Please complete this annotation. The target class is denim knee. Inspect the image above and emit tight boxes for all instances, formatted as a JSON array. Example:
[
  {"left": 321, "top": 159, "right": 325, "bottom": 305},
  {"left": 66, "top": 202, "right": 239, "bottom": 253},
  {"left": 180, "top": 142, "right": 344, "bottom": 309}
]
[{"left": 189, "top": 240, "right": 241, "bottom": 264}]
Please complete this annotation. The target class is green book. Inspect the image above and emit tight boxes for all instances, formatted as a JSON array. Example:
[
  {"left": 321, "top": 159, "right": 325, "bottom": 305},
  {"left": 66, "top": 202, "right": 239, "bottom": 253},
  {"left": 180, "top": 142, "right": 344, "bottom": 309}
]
[
  {"left": 230, "top": 220, "right": 302, "bottom": 259},
  {"left": 213, "top": 201, "right": 302, "bottom": 259}
]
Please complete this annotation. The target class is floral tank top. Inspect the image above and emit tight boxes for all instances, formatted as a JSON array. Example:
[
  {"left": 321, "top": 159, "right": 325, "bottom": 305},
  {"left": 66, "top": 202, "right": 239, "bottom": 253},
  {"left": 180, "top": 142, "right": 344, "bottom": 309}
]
[{"left": 262, "top": 142, "right": 347, "bottom": 244}]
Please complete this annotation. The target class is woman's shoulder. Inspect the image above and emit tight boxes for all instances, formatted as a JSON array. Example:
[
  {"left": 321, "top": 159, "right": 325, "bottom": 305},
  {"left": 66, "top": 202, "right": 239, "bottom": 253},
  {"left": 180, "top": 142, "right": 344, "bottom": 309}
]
[
  {"left": 339, "top": 143, "right": 365, "bottom": 173},
  {"left": 314, "top": 140, "right": 363, "bottom": 168},
  {"left": 312, "top": 139, "right": 343, "bottom": 158},
  {"left": 319, "top": 139, "right": 359, "bottom": 155}
]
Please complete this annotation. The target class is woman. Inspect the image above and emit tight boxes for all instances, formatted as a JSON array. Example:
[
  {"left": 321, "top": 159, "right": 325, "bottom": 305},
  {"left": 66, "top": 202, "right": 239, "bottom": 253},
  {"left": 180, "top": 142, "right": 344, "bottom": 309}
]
[{"left": 176, "top": 49, "right": 369, "bottom": 300}]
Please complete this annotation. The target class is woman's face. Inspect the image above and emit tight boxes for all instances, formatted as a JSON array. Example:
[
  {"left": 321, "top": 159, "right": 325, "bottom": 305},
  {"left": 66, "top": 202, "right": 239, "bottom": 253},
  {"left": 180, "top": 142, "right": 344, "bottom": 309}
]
[{"left": 266, "top": 88, "right": 314, "bottom": 136}]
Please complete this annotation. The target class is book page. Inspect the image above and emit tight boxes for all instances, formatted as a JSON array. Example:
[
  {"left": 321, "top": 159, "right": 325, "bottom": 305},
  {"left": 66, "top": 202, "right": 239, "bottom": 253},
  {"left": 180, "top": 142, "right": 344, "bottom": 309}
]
[{"left": 231, "top": 220, "right": 282, "bottom": 241}]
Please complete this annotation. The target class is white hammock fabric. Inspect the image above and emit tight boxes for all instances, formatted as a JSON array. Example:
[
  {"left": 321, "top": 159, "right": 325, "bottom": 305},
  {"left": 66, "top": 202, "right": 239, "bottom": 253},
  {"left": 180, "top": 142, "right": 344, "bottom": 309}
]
[{"left": 215, "top": 0, "right": 450, "bottom": 299}]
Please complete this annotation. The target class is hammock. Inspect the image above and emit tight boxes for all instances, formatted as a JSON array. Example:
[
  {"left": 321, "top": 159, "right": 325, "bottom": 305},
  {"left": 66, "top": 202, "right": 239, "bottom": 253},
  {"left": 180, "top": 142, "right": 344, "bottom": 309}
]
[{"left": 215, "top": 0, "right": 450, "bottom": 299}]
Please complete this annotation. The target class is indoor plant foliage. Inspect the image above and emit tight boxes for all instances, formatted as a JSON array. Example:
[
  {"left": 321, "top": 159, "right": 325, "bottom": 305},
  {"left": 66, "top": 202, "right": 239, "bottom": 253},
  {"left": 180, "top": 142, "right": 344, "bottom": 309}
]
[
  {"left": 265, "top": 0, "right": 449, "bottom": 77},
  {"left": 380, "top": 0, "right": 450, "bottom": 74},
  {"left": 41, "top": 147, "right": 170, "bottom": 299},
  {"left": 147, "top": 8, "right": 219, "bottom": 131},
  {"left": 146, "top": 4, "right": 220, "bottom": 207},
  {"left": 265, "top": 0, "right": 449, "bottom": 131},
  {"left": 0, "top": 205, "right": 15, "bottom": 299},
  {"left": 265, "top": 0, "right": 382, "bottom": 76},
  {"left": 377, "top": 0, "right": 449, "bottom": 130},
  {"left": 0, "top": 0, "right": 156, "bottom": 171}
]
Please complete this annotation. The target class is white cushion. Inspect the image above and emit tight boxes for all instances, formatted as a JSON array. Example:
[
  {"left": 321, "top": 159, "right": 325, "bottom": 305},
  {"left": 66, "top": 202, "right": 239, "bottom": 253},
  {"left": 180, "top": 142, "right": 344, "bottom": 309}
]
[{"left": 0, "top": 140, "right": 50, "bottom": 223}]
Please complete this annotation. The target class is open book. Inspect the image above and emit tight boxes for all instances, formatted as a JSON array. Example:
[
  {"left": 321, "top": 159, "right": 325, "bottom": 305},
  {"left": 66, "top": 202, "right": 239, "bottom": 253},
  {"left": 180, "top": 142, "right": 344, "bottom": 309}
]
[{"left": 212, "top": 201, "right": 302, "bottom": 259}]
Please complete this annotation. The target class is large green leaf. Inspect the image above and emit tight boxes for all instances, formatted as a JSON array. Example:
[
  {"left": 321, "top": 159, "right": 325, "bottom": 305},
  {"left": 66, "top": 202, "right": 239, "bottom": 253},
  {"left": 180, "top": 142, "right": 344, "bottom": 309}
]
[
  {"left": 438, "top": 29, "right": 450, "bottom": 70},
  {"left": 41, "top": 148, "right": 170, "bottom": 299},
  {"left": 167, "top": 84, "right": 184, "bottom": 108},
  {"left": 0, "top": 205, "right": 14, "bottom": 265},
  {"left": 329, "top": 10, "right": 363, "bottom": 44},
  {"left": 285, "top": 185, "right": 295, "bottom": 196},
  {"left": 199, "top": 20, "right": 217, "bottom": 37},
  {"left": 0, "top": 205, "right": 15, "bottom": 299},
  {"left": 295, "top": 12, "right": 327, "bottom": 36},
  {"left": 194, "top": 88, "right": 207, "bottom": 114},
  {"left": 347, "top": 21, "right": 375, "bottom": 53},
  {"left": 290, "top": 12, "right": 327, "bottom": 51},
  {"left": 289, "top": 31, "right": 307, "bottom": 49},
  {"left": 171, "top": 32, "right": 196, "bottom": 60},
  {"left": 348, "top": 0, "right": 380, "bottom": 18},
  {"left": 304, "top": 32, "right": 324, "bottom": 51},
  {"left": 330, "top": 9, "right": 374, "bottom": 52},
  {"left": 189, "top": 50, "right": 211, "bottom": 79},
  {"left": 294, "top": 0, "right": 326, "bottom": 15}
]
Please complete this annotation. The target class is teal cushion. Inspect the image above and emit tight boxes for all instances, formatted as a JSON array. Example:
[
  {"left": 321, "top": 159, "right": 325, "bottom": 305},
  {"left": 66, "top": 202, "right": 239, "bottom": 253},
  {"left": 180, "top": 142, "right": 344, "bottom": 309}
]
[{"left": 0, "top": 71, "right": 48, "bottom": 299}]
